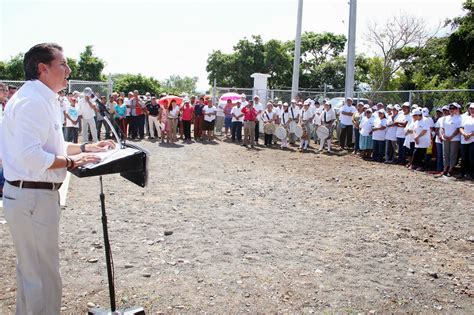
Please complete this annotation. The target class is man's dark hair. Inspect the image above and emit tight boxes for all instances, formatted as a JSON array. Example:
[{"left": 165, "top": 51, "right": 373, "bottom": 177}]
[
  {"left": 8, "top": 85, "right": 17, "bottom": 90},
  {"left": 24, "top": 43, "right": 63, "bottom": 80}
]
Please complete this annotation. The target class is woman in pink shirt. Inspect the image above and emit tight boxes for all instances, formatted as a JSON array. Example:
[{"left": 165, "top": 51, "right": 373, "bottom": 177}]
[{"left": 181, "top": 99, "right": 194, "bottom": 142}]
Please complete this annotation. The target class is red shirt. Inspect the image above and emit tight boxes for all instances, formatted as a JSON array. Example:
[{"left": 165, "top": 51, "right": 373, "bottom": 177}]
[
  {"left": 241, "top": 106, "right": 257, "bottom": 121},
  {"left": 182, "top": 104, "right": 193, "bottom": 121}
]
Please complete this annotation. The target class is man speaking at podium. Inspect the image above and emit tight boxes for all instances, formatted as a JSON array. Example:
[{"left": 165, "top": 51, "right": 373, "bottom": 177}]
[{"left": 0, "top": 43, "right": 115, "bottom": 315}]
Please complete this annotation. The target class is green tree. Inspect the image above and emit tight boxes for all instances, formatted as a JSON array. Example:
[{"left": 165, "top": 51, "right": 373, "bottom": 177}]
[
  {"left": 67, "top": 57, "right": 79, "bottom": 79},
  {"left": 113, "top": 73, "right": 161, "bottom": 95},
  {"left": 206, "top": 32, "right": 348, "bottom": 89},
  {"left": 77, "top": 45, "right": 105, "bottom": 81},
  {"left": 206, "top": 50, "right": 236, "bottom": 87},
  {"left": 264, "top": 39, "right": 293, "bottom": 88},
  {"left": 2, "top": 53, "right": 25, "bottom": 80},
  {"left": 161, "top": 75, "right": 198, "bottom": 95},
  {"left": 446, "top": 0, "right": 473, "bottom": 72}
]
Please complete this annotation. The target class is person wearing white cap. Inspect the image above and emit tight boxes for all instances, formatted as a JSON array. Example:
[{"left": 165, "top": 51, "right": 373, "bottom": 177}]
[
  {"left": 403, "top": 110, "right": 417, "bottom": 168},
  {"left": 230, "top": 100, "right": 244, "bottom": 142},
  {"left": 359, "top": 108, "right": 375, "bottom": 159},
  {"left": 394, "top": 102, "right": 412, "bottom": 164},
  {"left": 288, "top": 99, "right": 300, "bottom": 145},
  {"left": 371, "top": 109, "right": 387, "bottom": 162},
  {"left": 410, "top": 108, "right": 431, "bottom": 171},
  {"left": 339, "top": 98, "right": 356, "bottom": 151},
  {"left": 78, "top": 87, "right": 99, "bottom": 143},
  {"left": 385, "top": 105, "right": 399, "bottom": 163},
  {"left": 253, "top": 95, "right": 264, "bottom": 144},
  {"left": 352, "top": 102, "right": 365, "bottom": 154},
  {"left": 279, "top": 102, "right": 291, "bottom": 149},
  {"left": 240, "top": 93, "right": 248, "bottom": 107},
  {"left": 215, "top": 97, "right": 226, "bottom": 136},
  {"left": 312, "top": 101, "right": 323, "bottom": 145},
  {"left": 319, "top": 102, "right": 336, "bottom": 153},
  {"left": 433, "top": 107, "right": 447, "bottom": 173},
  {"left": 459, "top": 103, "right": 474, "bottom": 179},
  {"left": 440, "top": 103, "right": 462, "bottom": 176},
  {"left": 262, "top": 102, "right": 276, "bottom": 146}
]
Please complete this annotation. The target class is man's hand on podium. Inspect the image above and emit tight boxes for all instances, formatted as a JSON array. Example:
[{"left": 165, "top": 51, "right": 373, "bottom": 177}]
[
  {"left": 86, "top": 140, "right": 116, "bottom": 152},
  {"left": 70, "top": 153, "right": 101, "bottom": 169}
]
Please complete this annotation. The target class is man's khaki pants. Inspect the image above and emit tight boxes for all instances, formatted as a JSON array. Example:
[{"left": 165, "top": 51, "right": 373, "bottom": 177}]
[
  {"left": 244, "top": 121, "right": 255, "bottom": 146},
  {"left": 3, "top": 182, "right": 62, "bottom": 315},
  {"left": 148, "top": 115, "right": 162, "bottom": 138}
]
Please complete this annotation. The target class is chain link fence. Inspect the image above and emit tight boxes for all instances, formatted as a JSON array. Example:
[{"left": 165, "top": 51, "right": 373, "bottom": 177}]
[
  {"left": 0, "top": 80, "right": 25, "bottom": 90},
  {"left": 0, "top": 79, "right": 113, "bottom": 98},
  {"left": 68, "top": 80, "right": 112, "bottom": 98},
  {"left": 213, "top": 86, "right": 473, "bottom": 110}
]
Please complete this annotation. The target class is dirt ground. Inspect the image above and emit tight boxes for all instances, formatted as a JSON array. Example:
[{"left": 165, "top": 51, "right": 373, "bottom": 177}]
[{"left": 1, "top": 135, "right": 473, "bottom": 314}]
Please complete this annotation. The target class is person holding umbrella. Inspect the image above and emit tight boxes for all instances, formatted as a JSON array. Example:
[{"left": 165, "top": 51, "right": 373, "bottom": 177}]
[{"left": 167, "top": 100, "right": 180, "bottom": 143}]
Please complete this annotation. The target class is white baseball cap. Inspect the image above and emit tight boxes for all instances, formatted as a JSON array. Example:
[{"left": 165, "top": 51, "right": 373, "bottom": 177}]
[{"left": 412, "top": 108, "right": 422, "bottom": 115}]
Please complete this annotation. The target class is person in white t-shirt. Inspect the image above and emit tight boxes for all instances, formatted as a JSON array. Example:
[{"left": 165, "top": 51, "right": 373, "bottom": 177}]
[
  {"left": 279, "top": 103, "right": 291, "bottom": 149},
  {"left": 319, "top": 102, "right": 336, "bottom": 153},
  {"left": 395, "top": 102, "right": 412, "bottom": 164},
  {"left": 312, "top": 101, "right": 323, "bottom": 145},
  {"left": 385, "top": 104, "right": 398, "bottom": 163},
  {"left": 78, "top": 87, "right": 99, "bottom": 143},
  {"left": 202, "top": 101, "right": 217, "bottom": 141},
  {"left": 410, "top": 108, "right": 431, "bottom": 171},
  {"left": 440, "top": 103, "right": 462, "bottom": 176},
  {"left": 215, "top": 99, "right": 225, "bottom": 135},
  {"left": 253, "top": 95, "right": 264, "bottom": 144},
  {"left": 459, "top": 103, "right": 474, "bottom": 179},
  {"left": 371, "top": 109, "right": 387, "bottom": 162},
  {"left": 359, "top": 109, "right": 375, "bottom": 159},
  {"left": 230, "top": 100, "right": 244, "bottom": 142},
  {"left": 262, "top": 102, "right": 276, "bottom": 146},
  {"left": 288, "top": 99, "right": 300, "bottom": 145},
  {"left": 64, "top": 96, "right": 80, "bottom": 143},
  {"left": 434, "top": 107, "right": 448, "bottom": 172},
  {"left": 339, "top": 98, "right": 356, "bottom": 150}
]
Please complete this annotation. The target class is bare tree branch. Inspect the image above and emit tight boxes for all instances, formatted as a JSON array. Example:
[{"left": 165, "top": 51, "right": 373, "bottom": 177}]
[{"left": 365, "top": 13, "right": 436, "bottom": 90}]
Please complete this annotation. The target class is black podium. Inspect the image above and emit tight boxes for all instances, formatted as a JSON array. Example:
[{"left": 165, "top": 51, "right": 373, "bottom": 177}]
[{"left": 70, "top": 142, "right": 148, "bottom": 315}]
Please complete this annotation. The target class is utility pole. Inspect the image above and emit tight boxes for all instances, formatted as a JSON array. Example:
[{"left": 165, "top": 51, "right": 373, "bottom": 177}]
[
  {"left": 344, "top": 0, "right": 357, "bottom": 99},
  {"left": 291, "top": 0, "right": 304, "bottom": 100}
]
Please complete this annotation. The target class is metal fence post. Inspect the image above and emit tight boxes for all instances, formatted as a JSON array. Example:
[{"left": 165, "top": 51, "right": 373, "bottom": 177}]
[
  {"left": 409, "top": 90, "right": 413, "bottom": 105},
  {"left": 108, "top": 74, "right": 113, "bottom": 96}
]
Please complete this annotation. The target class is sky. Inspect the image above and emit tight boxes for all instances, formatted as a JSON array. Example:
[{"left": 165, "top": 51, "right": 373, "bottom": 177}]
[{"left": 0, "top": 0, "right": 467, "bottom": 91}]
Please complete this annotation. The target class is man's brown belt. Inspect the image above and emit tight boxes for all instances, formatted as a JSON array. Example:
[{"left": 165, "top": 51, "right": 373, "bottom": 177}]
[{"left": 7, "top": 180, "right": 62, "bottom": 191}]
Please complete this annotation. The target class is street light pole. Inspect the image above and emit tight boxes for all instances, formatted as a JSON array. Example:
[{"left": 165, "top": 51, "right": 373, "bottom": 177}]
[
  {"left": 344, "top": 0, "right": 357, "bottom": 99},
  {"left": 291, "top": 0, "right": 304, "bottom": 100}
]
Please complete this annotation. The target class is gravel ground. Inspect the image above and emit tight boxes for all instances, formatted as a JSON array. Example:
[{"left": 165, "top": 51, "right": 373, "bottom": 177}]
[{"left": 1, "top": 136, "right": 473, "bottom": 314}]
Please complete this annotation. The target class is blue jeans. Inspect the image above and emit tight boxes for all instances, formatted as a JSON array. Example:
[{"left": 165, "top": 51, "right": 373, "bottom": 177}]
[
  {"left": 435, "top": 142, "right": 444, "bottom": 171},
  {"left": 354, "top": 128, "right": 360, "bottom": 151},
  {"left": 372, "top": 140, "right": 385, "bottom": 162},
  {"left": 385, "top": 140, "right": 396, "bottom": 162},
  {"left": 396, "top": 137, "right": 406, "bottom": 163}
]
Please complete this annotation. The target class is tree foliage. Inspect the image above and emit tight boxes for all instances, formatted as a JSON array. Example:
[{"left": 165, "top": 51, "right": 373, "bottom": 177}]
[
  {"left": 206, "top": 32, "right": 350, "bottom": 89},
  {"left": 364, "top": 14, "right": 434, "bottom": 91},
  {"left": 77, "top": 45, "right": 105, "bottom": 81},
  {"left": 161, "top": 74, "right": 198, "bottom": 95},
  {"left": 113, "top": 73, "right": 161, "bottom": 95}
]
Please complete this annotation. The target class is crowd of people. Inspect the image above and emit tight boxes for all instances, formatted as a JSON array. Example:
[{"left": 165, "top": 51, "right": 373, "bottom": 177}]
[
  {"left": 1, "top": 83, "right": 473, "bottom": 190},
  {"left": 55, "top": 88, "right": 473, "bottom": 180}
]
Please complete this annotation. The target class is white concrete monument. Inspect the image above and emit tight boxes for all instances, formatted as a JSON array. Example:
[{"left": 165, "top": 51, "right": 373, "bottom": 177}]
[{"left": 251, "top": 73, "right": 271, "bottom": 106}]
